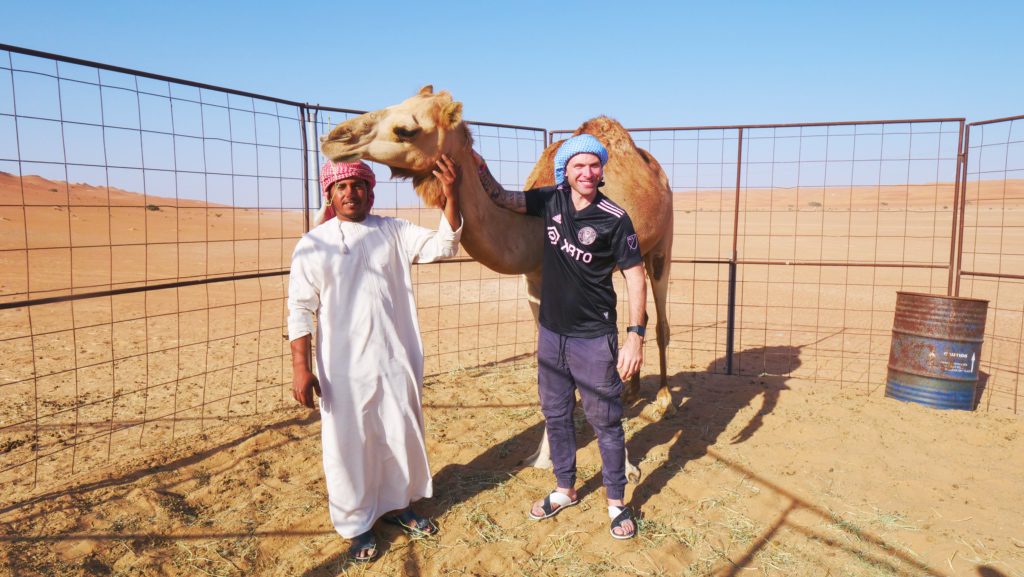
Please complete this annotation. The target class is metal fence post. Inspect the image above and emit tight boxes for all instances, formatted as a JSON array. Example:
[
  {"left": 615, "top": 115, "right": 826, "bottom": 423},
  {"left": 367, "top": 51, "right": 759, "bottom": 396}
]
[
  {"left": 311, "top": 107, "right": 321, "bottom": 215},
  {"left": 954, "top": 125, "right": 971, "bottom": 297},
  {"left": 300, "top": 105, "right": 310, "bottom": 234},
  {"left": 726, "top": 127, "right": 744, "bottom": 375},
  {"left": 726, "top": 262, "right": 738, "bottom": 375},
  {"left": 947, "top": 120, "right": 965, "bottom": 295}
]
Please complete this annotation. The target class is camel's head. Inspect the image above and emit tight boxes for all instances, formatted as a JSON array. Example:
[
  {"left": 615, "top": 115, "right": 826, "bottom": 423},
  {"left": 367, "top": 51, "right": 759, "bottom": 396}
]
[{"left": 320, "top": 86, "right": 469, "bottom": 207}]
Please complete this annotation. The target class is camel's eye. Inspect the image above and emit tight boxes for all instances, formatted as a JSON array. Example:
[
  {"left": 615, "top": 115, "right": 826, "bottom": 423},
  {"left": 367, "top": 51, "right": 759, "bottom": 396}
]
[{"left": 394, "top": 126, "right": 421, "bottom": 141}]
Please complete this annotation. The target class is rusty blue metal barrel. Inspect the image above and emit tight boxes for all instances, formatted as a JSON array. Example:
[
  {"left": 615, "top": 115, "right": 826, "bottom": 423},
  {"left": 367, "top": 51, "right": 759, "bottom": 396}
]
[{"left": 886, "top": 291, "right": 989, "bottom": 410}]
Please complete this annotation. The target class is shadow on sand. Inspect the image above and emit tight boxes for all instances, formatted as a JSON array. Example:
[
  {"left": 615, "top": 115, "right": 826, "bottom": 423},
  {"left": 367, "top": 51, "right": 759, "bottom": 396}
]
[
  {"left": 299, "top": 414, "right": 551, "bottom": 576},
  {"left": 625, "top": 345, "right": 801, "bottom": 512}
]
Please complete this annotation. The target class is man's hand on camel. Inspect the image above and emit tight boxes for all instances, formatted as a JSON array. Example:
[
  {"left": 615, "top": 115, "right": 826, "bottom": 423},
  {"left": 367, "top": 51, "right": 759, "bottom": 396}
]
[{"left": 433, "top": 154, "right": 458, "bottom": 200}]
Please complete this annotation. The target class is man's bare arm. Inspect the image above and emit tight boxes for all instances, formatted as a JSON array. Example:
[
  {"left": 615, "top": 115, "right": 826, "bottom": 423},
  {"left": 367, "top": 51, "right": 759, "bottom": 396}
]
[
  {"left": 475, "top": 153, "right": 527, "bottom": 214},
  {"left": 617, "top": 264, "right": 647, "bottom": 381},
  {"left": 290, "top": 335, "right": 320, "bottom": 408}
]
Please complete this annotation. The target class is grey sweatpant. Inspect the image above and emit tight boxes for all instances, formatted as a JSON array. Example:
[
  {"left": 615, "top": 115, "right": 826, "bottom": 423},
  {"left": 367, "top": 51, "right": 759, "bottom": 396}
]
[{"left": 537, "top": 325, "right": 627, "bottom": 500}]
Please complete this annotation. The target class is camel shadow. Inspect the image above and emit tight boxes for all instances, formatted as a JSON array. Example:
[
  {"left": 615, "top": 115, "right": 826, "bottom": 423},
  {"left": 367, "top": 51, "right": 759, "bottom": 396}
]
[{"left": 626, "top": 345, "right": 802, "bottom": 512}]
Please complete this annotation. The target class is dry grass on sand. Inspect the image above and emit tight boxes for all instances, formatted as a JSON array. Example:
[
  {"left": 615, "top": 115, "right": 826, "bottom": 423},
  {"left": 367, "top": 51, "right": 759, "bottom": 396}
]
[{"left": 2, "top": 361, "right": 1023, "bottom": 577}]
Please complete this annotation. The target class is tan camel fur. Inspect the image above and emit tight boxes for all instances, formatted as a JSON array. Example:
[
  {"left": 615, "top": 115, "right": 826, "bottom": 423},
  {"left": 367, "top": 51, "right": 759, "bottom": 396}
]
[{"left": 320, "top": 87, "right": 675, "bottom": 479}]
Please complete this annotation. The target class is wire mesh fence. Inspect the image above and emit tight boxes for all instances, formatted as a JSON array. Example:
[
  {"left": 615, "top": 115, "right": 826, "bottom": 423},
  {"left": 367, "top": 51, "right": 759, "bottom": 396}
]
[
  {"left": 0, "top": 46, "right": 309, "bottom": 492},
  {"left": 0, "top": 45, "right": 547, "bottom": 491},
  {"left": 556, "top": 118, "right": 975, "bottom": 397},
  {"left": 1, "top": 42, "right": 1022, "bottom": 496},
  {"left": 958, "top": 115, "right": 1024, "bottom": 413}
]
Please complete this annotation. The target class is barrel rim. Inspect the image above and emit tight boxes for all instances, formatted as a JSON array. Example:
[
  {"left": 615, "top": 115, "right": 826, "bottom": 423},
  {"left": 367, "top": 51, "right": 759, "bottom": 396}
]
[
  {"left": 885, "top": 383, "right": 976, "bottom": 411},
  {"left": 896, "top": 291, "right": 990, "bottom": 305}
]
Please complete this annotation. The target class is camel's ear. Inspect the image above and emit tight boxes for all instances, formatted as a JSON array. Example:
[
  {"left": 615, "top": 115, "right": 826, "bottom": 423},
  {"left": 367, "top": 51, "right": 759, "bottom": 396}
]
[
  {"left": 441, "top": 101, "right": 463, "bottom": 128},
  {"left": 419, "top": 85, "right": 434, "bottom": 96}
]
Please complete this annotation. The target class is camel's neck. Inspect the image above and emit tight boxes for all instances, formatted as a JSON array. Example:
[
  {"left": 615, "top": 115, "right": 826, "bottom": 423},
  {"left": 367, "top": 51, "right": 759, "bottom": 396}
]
[{"left": 427, "top": 145, "right": 542, "bottom": 275}]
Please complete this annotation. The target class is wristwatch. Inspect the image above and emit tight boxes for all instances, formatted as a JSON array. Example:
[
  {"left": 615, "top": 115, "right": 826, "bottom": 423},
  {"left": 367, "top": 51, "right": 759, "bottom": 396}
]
[{"left": 626, "top": 325, "right": 645, "bottom": 338}]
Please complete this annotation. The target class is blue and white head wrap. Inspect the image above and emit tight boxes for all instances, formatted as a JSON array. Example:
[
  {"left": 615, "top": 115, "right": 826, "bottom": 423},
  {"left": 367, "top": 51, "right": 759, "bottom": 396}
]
[{"left": 554, "top": 134, "right": 609, "bottom": 186}]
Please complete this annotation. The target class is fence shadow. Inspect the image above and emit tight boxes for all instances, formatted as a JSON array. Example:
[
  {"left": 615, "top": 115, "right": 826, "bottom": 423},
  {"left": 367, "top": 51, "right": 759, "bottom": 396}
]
[
  {"left": 974, "top": 369, "right": 991, "bottom": 410},
  {"left": 0, "top": 411, "right": 317, "bottom": 520},
  {"left": 289, "top": 403, "right": 550, "bottom": 574}
]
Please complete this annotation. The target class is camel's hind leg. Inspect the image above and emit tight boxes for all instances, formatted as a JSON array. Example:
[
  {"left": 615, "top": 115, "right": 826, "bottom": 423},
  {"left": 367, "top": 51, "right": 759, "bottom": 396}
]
[{"left": 640, "top": 237, "right": 675, "bottom": 418}]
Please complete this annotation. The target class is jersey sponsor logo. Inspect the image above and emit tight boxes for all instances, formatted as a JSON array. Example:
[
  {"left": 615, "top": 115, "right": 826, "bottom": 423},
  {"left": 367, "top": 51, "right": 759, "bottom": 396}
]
[
  {"left": 577, "top": 226, "right": 597, "bottom": 246},
  {"left": 552, "top": 214, "right": 562, "bottom": 224},
  {"left": 550, "top": 224, "right": 592, "bottom": 262},
  {"left": 627, "top": 233, "right": 638, "bottom": 251},
  {"left": 547, "top": 226, "right": 561, "bottom": 245},
  {"left": 560, "top": 237, "right": 593, "bottom": 263}
]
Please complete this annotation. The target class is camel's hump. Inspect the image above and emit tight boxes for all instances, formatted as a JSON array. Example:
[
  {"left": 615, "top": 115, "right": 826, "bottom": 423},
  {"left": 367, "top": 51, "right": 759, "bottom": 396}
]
[
  {"left": 526, "top": 116, "right": 646, "bottom": 189},
  {"left": 572, "top": 116, "right": 636, "bottom": 154}
]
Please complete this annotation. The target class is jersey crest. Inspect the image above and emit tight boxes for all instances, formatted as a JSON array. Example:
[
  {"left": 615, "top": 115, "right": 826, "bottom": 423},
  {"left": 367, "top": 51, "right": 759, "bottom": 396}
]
[
  {"left": 578, "top": 226, "right": 597, "bottom": 246},
  {"left": 627, "top": 234, "right": 638, "bottom": 250}
]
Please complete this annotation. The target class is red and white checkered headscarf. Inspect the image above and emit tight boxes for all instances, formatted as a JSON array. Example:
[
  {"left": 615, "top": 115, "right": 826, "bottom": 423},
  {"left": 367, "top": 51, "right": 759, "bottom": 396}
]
[{"left": 317, "top": 160, "right": 376, "bottom": 224}]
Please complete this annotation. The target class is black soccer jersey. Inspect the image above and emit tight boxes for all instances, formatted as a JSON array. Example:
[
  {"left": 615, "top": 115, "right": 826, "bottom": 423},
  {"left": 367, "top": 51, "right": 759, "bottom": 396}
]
[{"left": 525, "top": 185, "right": 643, "bottom": 338}]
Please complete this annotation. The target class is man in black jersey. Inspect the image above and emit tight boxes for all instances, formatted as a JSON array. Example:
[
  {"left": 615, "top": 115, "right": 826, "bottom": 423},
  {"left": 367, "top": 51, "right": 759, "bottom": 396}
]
[{"left": 474, "top": 134, "right": 646, "bottom": 540}]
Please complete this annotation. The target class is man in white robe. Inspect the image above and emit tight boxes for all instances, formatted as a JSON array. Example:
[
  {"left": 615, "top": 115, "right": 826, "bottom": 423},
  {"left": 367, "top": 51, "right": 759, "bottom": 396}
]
[{"left": 287, "top": 157, "right": 462, "bottom": 562}]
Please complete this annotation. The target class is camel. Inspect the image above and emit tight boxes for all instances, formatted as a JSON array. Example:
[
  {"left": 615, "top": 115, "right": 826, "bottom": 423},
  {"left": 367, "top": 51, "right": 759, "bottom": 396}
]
[{"left": 320, "top": 86, "right": 674, "bottom": 478}]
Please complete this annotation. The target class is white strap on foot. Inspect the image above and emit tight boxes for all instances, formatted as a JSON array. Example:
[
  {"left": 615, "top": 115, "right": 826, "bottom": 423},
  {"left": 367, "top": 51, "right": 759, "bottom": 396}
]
[
  {"left": 608, "top": 505, "right": 624, "bottom": 519},
  {"left": 550, "top": 491, "right": 574, "bottom": 508}
]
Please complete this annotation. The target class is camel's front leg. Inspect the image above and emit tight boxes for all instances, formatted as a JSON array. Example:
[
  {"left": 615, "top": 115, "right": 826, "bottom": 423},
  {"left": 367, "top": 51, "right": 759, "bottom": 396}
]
[
  {"left": 521, "top": 269, "right": 550, "bottom": 470},
  {"left": 520, "top": 428, "right": 553, "bottom": 469}
]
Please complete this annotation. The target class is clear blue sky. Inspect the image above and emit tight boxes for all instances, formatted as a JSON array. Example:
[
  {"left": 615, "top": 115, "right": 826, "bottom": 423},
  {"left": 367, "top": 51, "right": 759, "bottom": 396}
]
[{"left": 2, "top": 0, "right": 1021, "bottom": 129}]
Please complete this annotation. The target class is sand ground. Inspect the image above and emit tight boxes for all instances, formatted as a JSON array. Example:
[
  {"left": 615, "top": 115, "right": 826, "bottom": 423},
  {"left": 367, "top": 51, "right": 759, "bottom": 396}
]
[{"left": 1, "top": 361, "right": 1022, "bottom": 577}]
